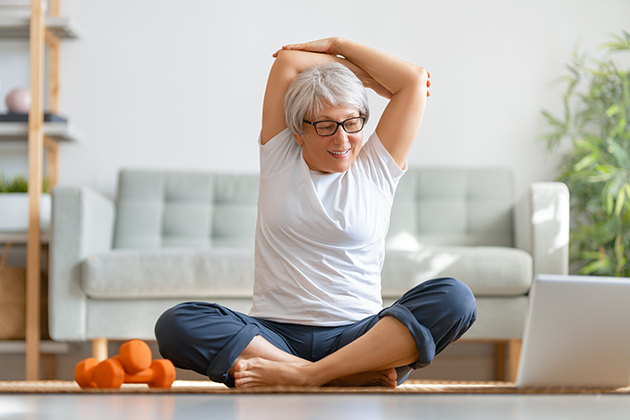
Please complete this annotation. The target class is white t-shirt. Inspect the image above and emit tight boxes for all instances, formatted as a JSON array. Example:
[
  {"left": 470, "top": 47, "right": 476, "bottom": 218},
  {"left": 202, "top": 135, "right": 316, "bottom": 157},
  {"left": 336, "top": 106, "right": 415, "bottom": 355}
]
[{"left": 249, "top": 128, "right": 406, "bottom": 326}]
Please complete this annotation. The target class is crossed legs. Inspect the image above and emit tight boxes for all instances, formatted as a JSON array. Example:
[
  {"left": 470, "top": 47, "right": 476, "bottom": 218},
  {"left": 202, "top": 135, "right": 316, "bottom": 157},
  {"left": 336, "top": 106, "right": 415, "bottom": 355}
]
[
  {"left": 232, "top": 315, "right": 417, "bottom": 388},
  {"left": 155, "top": 277, "right": 477, "bottom": 389}
]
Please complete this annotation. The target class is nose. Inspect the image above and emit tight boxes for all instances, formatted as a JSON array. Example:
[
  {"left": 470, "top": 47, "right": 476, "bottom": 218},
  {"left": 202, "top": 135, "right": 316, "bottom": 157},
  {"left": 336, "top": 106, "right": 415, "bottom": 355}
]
[{"left": 331, "top": 126, "right": 348, "bottom": 143}]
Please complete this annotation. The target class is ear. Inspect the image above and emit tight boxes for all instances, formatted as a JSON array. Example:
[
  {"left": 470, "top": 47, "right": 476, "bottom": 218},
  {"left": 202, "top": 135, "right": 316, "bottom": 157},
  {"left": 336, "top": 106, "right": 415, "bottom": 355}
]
[{"left": 293, "top": 133, "right": 304, "bottom": 147}]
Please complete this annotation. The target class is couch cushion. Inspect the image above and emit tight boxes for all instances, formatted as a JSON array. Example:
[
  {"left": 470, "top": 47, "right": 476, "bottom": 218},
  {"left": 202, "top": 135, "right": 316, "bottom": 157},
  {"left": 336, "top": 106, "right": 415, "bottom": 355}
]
[
  {"left": 113, "top": 170, "right": 259, "bottom": 249},
  {"left": 81, "top": 248, "right": 254, "bottom": 299},
  {"left": 388, "top": 168, "right": 515, "bottom": 247},
  {"left": 381, "top": 246, "right": 532, "bottom": 297}
]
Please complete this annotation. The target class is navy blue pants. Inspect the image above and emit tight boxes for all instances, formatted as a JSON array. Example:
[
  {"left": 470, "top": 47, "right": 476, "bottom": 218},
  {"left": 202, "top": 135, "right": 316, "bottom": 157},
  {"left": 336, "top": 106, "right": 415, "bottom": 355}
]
[{"left": 155, "top": 277, "right": 476, "bottom": 387}]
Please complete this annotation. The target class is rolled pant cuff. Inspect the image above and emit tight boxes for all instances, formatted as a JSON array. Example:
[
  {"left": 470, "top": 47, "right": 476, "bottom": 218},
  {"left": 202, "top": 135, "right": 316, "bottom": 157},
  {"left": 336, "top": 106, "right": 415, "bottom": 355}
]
[
  {"left": 206, "top": 323, "right": 260, "bottom": 387},
  {"left": 378, "top": 304, "right": 436, "bottom": 369}
]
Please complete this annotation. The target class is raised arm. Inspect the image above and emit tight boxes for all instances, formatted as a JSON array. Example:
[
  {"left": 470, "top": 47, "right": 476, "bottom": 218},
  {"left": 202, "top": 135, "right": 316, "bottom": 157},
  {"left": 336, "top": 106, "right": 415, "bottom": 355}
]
[
  {"left": 261, "top": 50, "right": 334, "bottom": 144},
  {"left": 278, "top": 38, "right": 429, "bottom": 168}
]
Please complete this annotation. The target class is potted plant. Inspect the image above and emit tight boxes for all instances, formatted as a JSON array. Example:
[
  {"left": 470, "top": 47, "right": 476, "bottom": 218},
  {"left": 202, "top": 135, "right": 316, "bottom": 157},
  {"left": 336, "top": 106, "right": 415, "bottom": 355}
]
[
  {"left": 542, "top": 31, "right": 630, "bottom": 277},
  {"left": 0, "top": 174, "right": 51, "bottom": 232}
]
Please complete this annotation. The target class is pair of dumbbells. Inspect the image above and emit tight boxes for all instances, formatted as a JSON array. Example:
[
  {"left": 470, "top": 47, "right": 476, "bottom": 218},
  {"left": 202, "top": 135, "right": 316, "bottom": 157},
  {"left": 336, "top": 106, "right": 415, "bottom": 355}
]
[{"left": 75, "top": 339, "right": 175, "bottom": 389}]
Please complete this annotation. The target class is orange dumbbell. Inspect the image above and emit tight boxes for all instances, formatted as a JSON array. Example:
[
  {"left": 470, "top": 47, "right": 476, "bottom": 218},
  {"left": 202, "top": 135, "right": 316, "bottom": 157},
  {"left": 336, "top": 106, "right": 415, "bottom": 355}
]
[
  {"left": 75, "top": 339, "right": 152, "bottom": 388},
  {"left": 93, "top": 358, "right": 176, "bottom": 389},
  {"left": 74, "top": 358, "right": 100, "bottom": 388}
]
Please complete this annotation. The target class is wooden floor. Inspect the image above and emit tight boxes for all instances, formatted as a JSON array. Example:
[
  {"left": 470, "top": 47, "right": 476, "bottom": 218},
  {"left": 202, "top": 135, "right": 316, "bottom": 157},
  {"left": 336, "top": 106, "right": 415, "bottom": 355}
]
[{"left": 2, "top": 393, "right": 630, "bottom": 420}]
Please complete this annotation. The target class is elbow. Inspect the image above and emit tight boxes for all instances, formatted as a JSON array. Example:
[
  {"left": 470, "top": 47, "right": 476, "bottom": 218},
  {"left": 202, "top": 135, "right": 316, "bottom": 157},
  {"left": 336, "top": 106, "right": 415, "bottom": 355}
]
[
  {"left": 272, "top": 49, "right": 293, "bottom": 70},
  {"left": 412, "top": 66, "right": 428, "bottom": 89},
  {"left": 407, "top": 66, "right": 429, "bottom": 97}
]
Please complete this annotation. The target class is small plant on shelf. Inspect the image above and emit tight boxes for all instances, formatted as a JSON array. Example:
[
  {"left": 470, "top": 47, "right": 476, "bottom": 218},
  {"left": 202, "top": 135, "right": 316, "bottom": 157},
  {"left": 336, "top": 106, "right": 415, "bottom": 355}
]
[{"left": 0, "top": 174, "right": 49, "bottom": 194}]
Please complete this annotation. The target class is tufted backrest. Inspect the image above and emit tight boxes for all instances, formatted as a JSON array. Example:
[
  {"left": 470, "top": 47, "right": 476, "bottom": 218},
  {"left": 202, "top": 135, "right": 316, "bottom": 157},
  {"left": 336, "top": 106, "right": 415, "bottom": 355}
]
[
  {"left": 113, "top": 167, "right": 514, "bottom": 250},
  {"left": 113, "top": 170, "right": 259, "bottom": 249},
  {"left": 387, "top": 168, "right": 515, "bottom": 249}
]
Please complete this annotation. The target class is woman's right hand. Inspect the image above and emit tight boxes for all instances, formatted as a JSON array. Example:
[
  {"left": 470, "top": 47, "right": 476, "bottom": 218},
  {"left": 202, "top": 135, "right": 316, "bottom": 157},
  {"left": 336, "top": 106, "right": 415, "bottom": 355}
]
[{"left": 272, "top": 37, "right": 341, "bottom": 58}]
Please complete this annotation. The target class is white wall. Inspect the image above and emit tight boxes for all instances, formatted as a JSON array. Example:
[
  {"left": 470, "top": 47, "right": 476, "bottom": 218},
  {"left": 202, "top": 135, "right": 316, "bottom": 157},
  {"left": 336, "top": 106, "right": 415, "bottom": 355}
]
[
  {"left": 0, "top": 0, "right": 628, "bottom": 381},
  {"left": 1, "top": 0, "right": 629, "bottom": 248}
]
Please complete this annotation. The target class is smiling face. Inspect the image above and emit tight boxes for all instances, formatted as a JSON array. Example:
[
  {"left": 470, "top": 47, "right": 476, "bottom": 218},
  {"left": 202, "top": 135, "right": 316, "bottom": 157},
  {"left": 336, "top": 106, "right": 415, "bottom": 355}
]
[{"left": 294, "top": 105, "right": 364, "bottom": 174}]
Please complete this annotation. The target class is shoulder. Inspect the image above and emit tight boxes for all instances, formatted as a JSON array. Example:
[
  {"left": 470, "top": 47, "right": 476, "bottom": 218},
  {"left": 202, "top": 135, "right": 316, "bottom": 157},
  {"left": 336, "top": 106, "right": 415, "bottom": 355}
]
[
  {"left": 353, "top": 132, "right": 407, "bottom": 197},
  {"left": 358, "top": 132, "right": 407, "bottom": 174},
  {"left": 259, "top": 128, "right": 301, "bottom": 177}
]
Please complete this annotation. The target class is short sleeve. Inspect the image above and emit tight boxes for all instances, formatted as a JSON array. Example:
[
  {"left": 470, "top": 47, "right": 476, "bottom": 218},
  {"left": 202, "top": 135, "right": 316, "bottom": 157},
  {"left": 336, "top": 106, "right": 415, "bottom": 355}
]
[
  {"left": 259, "top": 128, "right": 302, "bottom": 178},
  {"left": 353, "top": 131, "right": 407, "bottom": 199}
]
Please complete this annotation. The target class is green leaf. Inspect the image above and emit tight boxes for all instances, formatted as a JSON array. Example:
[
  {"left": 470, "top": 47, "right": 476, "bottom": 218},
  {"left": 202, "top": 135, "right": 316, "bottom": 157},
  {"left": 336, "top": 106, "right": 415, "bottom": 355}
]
[
  {"left": 588, "top": 173, "right": 613, "bottom": 182},
  {"left": 580, "top": 259, "right": 611, "bottom": 275},
  {"left": 580, "top": 251, "right": 605, "bottom": 260},
  {"left": 600, "top": 31, "right": 630, "bottom": 51},
  {"left": 606, "top": 138, "right": 630, "bottom": 169},
  {"left": 574, "top": 153, "right": 599, "bottom": 172},
  {"left": 616, "top": 115, "right": 627, "bottom": 138},
  {"left": 575, "top": 139, "right": 600, "bottom": 153},
  {"left": 615, "top": 235, "right": 626, "bottom": 263},
  {"left": 606, "top": 192, "right": 615, "bottom": 215},
  {"left": 588, "top": 164, "right": 614, "bottom": 182},
  {"left": 615, "top": 188, "right": 627, "bottom": 216},
  {"left": 606, "top": 104, "right": 620, "bottom": 117}
]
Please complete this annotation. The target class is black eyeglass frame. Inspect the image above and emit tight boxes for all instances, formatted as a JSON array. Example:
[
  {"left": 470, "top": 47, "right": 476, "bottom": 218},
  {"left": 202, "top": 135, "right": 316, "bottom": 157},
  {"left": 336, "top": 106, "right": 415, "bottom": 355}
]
[{"left": 303, "top": 116, "right": 367, "bottom": 137}]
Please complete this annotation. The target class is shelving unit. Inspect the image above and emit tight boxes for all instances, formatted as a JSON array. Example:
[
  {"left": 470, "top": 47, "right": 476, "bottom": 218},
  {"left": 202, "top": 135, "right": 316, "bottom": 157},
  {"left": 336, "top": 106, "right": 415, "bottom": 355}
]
[
  {"left": 0, "top": 0, "right": 78, "bottom": 380},
  {"left": 0, "top": 121, "right": 78, "bottom": 142},
  {"left": 0, "top": 16, "right": 78, "bottom": 39},
  {"left": 0, "top": 232, "right": 50, "bottom": 245},
  {"left": 0, "top": 340, "right": 69, "bottom": 380}
]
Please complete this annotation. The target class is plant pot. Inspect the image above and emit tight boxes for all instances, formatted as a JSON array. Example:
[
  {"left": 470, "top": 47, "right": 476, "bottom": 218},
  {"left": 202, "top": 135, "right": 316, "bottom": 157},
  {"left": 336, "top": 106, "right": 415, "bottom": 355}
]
[{"left": 0, "top": 193, "right": 51, "bottom": 232}]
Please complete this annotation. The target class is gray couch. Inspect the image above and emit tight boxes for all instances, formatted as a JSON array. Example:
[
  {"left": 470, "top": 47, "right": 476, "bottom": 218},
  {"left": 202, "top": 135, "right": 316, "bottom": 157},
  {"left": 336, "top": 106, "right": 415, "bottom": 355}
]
[{"left": 50, "top": 168, "right": 569, "bottom": 380}]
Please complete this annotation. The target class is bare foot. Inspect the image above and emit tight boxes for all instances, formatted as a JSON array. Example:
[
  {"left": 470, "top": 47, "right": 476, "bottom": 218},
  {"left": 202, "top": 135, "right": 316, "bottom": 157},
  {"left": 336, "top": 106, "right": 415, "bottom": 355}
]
[
  {"left": 234, "top": 358, "right": 398, "bottom": 389},
  {"left": 228, "top": 355, "right": 311, "bottom": 379},
  {"left": 234, "top": 357, "right": 316, "bottom": 388},
  {"left": 325, "top": 368, "right": 398, "bottom": 388}
]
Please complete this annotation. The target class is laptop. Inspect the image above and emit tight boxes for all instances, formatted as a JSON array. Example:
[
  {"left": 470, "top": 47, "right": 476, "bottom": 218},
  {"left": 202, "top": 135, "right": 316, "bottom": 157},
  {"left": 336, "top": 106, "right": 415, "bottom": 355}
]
[{"left": 516, "top": 274, "right": 630, "bottom": 388}]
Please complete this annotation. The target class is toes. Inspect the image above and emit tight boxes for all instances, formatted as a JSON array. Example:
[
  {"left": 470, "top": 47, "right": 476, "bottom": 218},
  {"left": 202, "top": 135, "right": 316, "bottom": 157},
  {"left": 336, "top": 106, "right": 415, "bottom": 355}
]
[{"left": 233, "top": 360, "right": 248, "bottom": 375}]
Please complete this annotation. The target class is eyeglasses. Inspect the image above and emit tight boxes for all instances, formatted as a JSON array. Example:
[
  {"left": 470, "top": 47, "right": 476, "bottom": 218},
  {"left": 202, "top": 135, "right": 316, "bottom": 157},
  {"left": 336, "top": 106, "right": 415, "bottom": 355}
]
[{"left": 303, "top": 116, "right": 366, "bottom": 137}]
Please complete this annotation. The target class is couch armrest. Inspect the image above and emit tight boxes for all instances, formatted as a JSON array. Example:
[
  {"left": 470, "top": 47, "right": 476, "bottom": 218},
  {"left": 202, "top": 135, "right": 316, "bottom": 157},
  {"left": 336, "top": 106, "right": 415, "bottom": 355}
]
[
  {"left": 49, "top": 186, "right": 115, "bottom": 341},
  {"left": 530, "top": 182, "right": 570, "bottom": 276}
]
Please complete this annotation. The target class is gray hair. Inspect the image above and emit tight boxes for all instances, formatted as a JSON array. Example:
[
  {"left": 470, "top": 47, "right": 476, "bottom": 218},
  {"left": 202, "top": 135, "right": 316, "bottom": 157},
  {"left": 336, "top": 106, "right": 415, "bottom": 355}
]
[{"left": 284, "top": 61, "right": 369, "bottom": 135}]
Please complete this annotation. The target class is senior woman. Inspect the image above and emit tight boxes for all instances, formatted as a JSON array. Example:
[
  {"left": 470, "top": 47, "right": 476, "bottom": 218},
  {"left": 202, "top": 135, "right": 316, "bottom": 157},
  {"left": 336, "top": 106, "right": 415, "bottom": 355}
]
[{"left": 155, "top": 37, "right": 476, "bottom": 388}]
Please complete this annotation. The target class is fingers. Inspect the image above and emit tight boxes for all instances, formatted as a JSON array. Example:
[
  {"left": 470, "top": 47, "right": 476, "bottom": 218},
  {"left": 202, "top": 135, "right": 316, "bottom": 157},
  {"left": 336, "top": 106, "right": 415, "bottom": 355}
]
[
  {"left": 272, "top": 38, "right": 337, "bottom": 57},
  {"left": 271, "top": 44, "right": 308, "bottom": 57}
]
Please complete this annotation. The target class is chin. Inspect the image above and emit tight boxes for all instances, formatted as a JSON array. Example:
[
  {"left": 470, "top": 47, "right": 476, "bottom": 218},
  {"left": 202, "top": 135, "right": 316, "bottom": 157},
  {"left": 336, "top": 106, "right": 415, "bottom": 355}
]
[{"left": 330, "top": 163, "right": 352, "bottom": 173}]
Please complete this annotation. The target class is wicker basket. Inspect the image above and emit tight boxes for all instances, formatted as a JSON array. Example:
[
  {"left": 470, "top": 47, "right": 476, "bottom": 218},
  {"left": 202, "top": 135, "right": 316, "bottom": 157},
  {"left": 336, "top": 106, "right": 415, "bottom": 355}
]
[{"left": 0, "top": 242, "right": 49, "bottom": 340}]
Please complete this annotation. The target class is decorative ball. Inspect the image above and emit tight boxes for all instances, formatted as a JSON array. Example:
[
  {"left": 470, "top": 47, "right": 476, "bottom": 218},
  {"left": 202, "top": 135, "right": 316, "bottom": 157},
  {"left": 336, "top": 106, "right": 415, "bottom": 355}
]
[{"left": 5, "top": 88, "right": 31, "bottom": 113}]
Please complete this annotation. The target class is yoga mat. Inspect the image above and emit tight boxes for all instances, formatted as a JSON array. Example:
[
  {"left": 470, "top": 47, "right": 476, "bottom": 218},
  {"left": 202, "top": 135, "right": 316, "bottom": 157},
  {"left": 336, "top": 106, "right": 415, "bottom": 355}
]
[{"left": 1, "top": 380, "right": 629, "bottom": 394}]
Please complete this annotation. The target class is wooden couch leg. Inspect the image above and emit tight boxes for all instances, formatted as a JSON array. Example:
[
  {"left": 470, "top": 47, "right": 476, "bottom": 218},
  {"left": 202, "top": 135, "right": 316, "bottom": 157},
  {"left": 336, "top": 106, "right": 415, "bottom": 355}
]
[
  {"left": 42, "top": 354, "right": 57, "bottom": 380},
  {"left": 494, "top": 342, "right": 506, "bottom": 381},
  {"left": 92, "top": 338, "right": 108, "bottom": 361},
  {"left": 508, "top": 339, "right": 522, "bottom": 383}
]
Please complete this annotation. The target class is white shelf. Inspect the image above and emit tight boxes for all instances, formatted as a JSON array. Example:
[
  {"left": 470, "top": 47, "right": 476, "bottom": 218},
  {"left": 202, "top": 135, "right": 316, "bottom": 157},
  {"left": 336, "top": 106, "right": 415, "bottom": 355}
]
[
  {"left": 0, "top": 121, "right": 79, "bottom": 142},
  {"left": 0, "top": 16, "right": 79, "bottom": 39},
  {"left": 0, "top": 231, "right": 50, "bottom": 244},
  {"left": 0, "top": 340, "right": 69, "bottom": 354}
]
